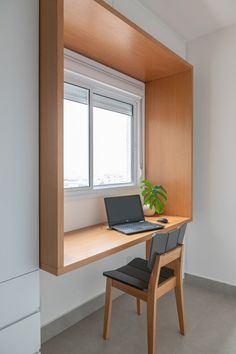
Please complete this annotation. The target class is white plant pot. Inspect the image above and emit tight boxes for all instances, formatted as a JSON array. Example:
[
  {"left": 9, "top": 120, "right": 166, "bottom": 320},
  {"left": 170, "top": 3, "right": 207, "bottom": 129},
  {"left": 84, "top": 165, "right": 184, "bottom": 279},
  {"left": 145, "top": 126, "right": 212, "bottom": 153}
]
[{"left": 143, "top": 204, "right": 156, "bottom": 216}]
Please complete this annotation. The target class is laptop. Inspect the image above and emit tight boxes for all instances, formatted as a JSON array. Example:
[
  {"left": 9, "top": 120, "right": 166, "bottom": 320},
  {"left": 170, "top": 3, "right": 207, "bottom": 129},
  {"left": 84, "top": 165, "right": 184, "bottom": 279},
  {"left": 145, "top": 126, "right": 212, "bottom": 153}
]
[{"left": 104, "top": 195, "right": 164, "bottom": 235}]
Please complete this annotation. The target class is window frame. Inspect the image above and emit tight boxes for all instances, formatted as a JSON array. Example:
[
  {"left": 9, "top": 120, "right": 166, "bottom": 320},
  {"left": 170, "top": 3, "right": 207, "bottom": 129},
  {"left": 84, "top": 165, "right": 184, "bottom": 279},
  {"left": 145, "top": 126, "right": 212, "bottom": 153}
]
[{"left": 64, "top": 49, "right": 145, "bottom": 198}]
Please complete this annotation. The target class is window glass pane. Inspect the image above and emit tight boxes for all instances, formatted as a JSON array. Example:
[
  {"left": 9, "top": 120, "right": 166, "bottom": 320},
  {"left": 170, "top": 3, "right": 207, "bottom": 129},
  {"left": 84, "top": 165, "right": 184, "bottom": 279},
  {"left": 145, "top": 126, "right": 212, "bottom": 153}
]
[
  {"left": 64, "top": 83, "right": 89, "bottom": 188},
  {"left": 93, "top": 94, "right": 132, "bottom": 186}
]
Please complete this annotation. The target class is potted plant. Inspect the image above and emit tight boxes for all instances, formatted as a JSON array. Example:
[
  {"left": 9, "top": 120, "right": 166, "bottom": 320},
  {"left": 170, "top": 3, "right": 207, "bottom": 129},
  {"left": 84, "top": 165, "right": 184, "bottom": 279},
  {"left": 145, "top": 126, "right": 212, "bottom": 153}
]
[{"left": 140, "top": 179, "right": 168, "bottom": 216}]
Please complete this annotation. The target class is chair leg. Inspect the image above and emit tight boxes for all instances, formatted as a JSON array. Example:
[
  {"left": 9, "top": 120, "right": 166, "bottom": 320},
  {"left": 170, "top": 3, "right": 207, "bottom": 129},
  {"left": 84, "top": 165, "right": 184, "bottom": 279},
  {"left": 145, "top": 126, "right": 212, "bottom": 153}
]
[
  {"left": 103, "top": 278, "right": 113, "bottom": 340},
  {"left": 136, "top": 298, "right": 143, "bottom": 315},
  {"left": 175, "top": 246, "right": 186, "bottom": 336},
  {"left": 175, "top": 281, "right": 186, "bottom": 335},
  {"left": 147, "top": 295, "right": 157, "bottom": 354}
]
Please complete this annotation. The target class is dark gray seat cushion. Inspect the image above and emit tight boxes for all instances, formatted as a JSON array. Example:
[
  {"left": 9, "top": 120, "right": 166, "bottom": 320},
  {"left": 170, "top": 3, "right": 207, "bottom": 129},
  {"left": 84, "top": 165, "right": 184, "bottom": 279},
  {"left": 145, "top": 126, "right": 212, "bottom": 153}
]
[{"left": 103, "top": 257, "right": 174, "bottom": 290}]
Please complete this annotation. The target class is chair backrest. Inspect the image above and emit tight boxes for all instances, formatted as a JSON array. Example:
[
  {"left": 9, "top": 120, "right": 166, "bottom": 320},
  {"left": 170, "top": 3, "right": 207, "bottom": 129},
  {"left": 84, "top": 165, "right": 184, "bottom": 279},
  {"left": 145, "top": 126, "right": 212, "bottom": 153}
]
[{"left": 147, "top": 223, "right": 187, "bottom": 270}]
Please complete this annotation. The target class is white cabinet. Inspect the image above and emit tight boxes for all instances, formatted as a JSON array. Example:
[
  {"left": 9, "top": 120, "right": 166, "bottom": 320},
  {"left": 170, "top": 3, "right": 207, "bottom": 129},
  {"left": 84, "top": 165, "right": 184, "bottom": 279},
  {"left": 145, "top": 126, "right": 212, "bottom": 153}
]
[
  {"left": 0, "top": 0, "right": 39, "bottom": 283},
  {"left": 0, "top": 0, "right": 40, "bottom": 352},
  {"left": 0, "top": 271, "right": 39, "bottom": 330},
  {"left": 0, "top": 313, "right": 40, "bottom": 354}
]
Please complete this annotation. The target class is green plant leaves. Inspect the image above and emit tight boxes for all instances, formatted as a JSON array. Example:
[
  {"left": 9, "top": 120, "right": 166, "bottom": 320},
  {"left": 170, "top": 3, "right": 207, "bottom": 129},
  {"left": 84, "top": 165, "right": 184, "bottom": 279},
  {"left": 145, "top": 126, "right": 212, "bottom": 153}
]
[
  {"left": 140, "top": 179, "right": 152, "bottom": 192},
  {"left": 144, "top": 194, "right": 152, "bottom": 205},
  {"left": 141, "top": 189, "right": 149, "bottom": 196},
  {"left": 140, "top": 179, "right": 168, "bottom": 214},
  {"left": 153, "top": 184, "right": 167, "bottom": 193},
  {"left": 155, "top": 190, "right": 167, "bottom": 201}
]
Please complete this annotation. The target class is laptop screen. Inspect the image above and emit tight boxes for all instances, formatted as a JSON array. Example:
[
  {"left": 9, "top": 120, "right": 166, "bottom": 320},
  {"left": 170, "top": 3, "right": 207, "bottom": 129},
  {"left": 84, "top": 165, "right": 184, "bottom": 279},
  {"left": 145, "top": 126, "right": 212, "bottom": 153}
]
[{"left": 104, "top": 195, "right": 144, "bottom": 227}]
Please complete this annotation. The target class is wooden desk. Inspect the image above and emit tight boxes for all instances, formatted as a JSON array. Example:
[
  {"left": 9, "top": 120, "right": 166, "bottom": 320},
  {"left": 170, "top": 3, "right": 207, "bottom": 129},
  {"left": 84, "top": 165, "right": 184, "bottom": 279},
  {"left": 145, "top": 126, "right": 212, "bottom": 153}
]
[{"left": 63, "top": 215, "right": 190, "bottom": 274}]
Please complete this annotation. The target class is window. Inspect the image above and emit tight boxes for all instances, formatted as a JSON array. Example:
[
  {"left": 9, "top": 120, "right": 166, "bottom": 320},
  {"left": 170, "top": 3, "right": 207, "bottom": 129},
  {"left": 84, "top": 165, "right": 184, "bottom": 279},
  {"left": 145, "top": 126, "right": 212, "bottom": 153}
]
[
  {"left": 64, "top": 51, "right": 144, "bottom": 195},
  {"left": 93, "top": 94, "right": 133, "bottom": 186}
]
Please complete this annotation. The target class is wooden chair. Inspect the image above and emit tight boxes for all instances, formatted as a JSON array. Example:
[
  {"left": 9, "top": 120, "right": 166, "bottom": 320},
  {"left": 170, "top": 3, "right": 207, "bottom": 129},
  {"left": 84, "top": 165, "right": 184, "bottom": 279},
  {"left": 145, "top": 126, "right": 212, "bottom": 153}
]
[{"left": 102, "top": 224, "right": 187, "bottom": 354}]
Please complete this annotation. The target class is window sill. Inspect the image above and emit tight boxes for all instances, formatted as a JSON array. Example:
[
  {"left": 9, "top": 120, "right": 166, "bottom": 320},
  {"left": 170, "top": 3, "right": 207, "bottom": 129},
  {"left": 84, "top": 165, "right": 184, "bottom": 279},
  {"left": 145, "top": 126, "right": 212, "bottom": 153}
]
[{"left": 64, "top": 184, "right": 140, "bottom": 200}]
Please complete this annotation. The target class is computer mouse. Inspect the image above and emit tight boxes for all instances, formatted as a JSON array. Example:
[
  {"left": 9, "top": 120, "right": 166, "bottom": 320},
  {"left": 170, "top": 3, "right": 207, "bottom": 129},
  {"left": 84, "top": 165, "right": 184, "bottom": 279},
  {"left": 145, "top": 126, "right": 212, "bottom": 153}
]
[{"left": 157, "top": 218, "right": 168, "bottom": 224}]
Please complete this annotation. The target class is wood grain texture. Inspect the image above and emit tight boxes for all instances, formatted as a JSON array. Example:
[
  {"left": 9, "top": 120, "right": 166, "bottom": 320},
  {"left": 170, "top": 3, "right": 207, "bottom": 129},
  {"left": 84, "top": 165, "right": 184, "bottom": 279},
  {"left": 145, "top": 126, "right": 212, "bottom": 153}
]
[
  {"left": 145, "top": 69, "right": 193, "bottom": 218},
  {"left": 147, "top": 255, "right": 161, "bottom": 354},
  {"left": 103, "top": 278, "right": 113, "bottom": 339},
  {"left": 174, "top": 246, "right": 186, "bottom": 335},
  {"left": 63, "top": 216, "right": 190, "bottom": 274},
  {"left": 136, "top": 299, "right": 143, "bottom": 315},
  {"left": 39, "top": 0, "right": 64, "bottom": 274},
  {"left": 64, "top": 0, "right": 191, "bottom": 82},
  {"left": 147, "top": 291, "right": 157, "bottom": 354},
  {"left": 156, "top": 277, "right": 177, "bottom": 300},
  {"left": 146, "top": 239, "right": 152, "bottom": 260},
  {"left": 160, "top": 247, "right": 182, "bottom": 267}
]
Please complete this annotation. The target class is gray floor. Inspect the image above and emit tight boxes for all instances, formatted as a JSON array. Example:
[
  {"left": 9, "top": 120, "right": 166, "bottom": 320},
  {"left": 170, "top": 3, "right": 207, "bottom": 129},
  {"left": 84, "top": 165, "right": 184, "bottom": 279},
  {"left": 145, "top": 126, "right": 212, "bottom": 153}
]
[{"left": 42, "top": 280, "right": 236, "bottom": 354}]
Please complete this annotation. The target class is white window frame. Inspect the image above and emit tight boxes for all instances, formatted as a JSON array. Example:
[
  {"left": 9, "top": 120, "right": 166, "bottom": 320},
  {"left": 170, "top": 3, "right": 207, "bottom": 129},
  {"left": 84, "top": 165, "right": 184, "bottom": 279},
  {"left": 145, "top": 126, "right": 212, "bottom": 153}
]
[{"left": 64, "top": 49, "right": 145, "bottom": 198}]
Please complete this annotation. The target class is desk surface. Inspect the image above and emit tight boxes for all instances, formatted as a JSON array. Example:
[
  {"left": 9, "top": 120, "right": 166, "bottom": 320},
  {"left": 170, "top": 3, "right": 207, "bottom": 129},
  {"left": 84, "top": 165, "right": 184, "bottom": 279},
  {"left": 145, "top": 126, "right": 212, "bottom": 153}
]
[{"left": 63, "top": 215, "right": 190, "bottom": 274}]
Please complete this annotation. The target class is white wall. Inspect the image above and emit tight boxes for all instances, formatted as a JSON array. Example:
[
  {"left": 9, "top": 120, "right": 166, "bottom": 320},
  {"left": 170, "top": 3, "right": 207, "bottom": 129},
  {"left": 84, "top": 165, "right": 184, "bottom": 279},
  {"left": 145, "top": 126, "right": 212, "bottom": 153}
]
[
  {"left": 40, "top": 1, "right": 187, "bottom": 326},
  {"left": 186, "top": 23, "right": 236, "bottom": 286}
]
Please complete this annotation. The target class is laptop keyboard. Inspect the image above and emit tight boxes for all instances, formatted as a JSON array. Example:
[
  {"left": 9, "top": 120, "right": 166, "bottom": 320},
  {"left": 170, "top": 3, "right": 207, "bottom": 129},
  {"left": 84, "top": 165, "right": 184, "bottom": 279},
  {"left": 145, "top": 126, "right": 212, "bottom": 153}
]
[{"left": 114, "top": 221, "right": 163, "bottom": 234}]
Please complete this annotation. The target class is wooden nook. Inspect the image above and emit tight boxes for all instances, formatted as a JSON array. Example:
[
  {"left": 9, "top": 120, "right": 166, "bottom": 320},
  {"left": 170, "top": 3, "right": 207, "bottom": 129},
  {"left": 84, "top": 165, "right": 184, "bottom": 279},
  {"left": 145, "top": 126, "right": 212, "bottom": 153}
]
[{"left": 40, "top": 0, "right": 193, "bottom": 275}]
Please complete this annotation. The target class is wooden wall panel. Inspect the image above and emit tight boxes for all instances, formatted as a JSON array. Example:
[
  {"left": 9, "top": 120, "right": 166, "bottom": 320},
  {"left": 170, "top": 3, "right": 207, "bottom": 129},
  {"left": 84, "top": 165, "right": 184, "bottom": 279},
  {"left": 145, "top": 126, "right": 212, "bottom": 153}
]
[
  {"left": 39, "top": 0, "right": 193, "bottom": 275},
  {"left": 39, "top": 0, "right": 64, "bottom": 274},
  {"left": 64, "top": 0, "right": 191, "bottom": 82},
  {"left": 145, "top": 70, "right": 193, "bottom": 218}
]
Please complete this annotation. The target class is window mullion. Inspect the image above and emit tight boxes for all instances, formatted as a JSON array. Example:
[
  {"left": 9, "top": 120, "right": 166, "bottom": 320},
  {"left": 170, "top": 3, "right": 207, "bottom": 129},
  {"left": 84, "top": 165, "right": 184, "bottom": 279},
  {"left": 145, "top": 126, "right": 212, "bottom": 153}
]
[
  {"left": 89, "top": 89, "right": 94, "bottom": 189},
  {"left": 131, "top": 104, "right": 136, "bottom": 185}
]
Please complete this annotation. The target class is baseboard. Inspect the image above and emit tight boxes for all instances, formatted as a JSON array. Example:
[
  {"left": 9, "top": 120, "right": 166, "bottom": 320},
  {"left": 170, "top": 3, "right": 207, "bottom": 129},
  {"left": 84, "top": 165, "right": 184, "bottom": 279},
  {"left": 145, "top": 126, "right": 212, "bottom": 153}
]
[
  {"left": 41, "top": 288, "right": 122, "bottom": 344},
  {"left": 184, "top": 273, "right": 236, "bottom": 296}
]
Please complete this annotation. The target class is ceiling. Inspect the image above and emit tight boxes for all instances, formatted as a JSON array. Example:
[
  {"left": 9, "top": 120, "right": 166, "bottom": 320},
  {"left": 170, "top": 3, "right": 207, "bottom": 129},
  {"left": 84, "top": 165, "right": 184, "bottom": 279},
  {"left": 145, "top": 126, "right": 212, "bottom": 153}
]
[{"left": 138, "top": 0, "right": 236, "bottom": 41}]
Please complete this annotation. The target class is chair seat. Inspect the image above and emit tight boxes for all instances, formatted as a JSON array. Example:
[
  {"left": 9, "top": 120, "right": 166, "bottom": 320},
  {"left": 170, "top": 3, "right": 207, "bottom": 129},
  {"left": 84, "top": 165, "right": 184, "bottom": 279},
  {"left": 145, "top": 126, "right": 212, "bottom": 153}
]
[{"left": 103, "top": 258, "right": 174, "bottom": 290}]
